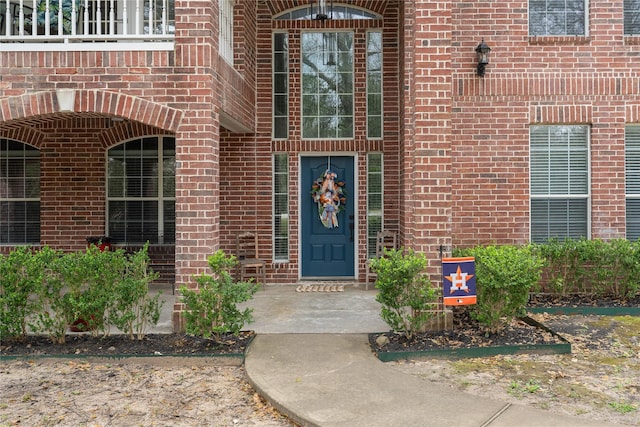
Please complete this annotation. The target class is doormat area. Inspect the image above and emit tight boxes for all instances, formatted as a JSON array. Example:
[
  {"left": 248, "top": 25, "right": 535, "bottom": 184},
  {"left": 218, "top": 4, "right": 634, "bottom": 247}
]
[{"left": 296, "top": 284, "right": 345, "bottom": 292}]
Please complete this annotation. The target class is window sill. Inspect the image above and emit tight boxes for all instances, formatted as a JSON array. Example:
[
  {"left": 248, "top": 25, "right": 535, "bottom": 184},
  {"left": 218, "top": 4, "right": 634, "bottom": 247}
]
[
  {"left": 624, "top": 36, "right": 640, "bottom": 46},
  {"left": 528, "top": 36, "right": 591, "bottom": 46}
]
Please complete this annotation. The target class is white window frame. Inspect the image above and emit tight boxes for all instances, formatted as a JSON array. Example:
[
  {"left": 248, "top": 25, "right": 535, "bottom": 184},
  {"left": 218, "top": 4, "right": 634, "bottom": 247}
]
[
  {"left": 300, "top": 30, "right": 354, "bottom": 140},
  {"left": 528, "top": 0, "right": 589, "bottom": 37},
  {"left": 530, "top": 125, "right": 591, "bottom": 243},
  {"left": 219, "top": 0, "right": 234, "bottom": 64}
]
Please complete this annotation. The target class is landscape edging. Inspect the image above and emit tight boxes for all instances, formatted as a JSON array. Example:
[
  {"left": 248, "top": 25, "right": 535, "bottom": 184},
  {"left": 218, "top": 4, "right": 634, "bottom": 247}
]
[
  {"left": 527, "top": 306, "right": 640, "bottom": 316},
  {"left": 0, "top": 352, "right": 245, "bottom": 363},
  {"left": 370, "top": 316, "right": 571, "bottom": 362}
]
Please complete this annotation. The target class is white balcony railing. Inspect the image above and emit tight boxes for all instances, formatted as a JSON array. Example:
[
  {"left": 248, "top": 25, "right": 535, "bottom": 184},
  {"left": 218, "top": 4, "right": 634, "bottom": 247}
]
[{"left": 0, "top": 0, "right": 174, "bottom": 50}]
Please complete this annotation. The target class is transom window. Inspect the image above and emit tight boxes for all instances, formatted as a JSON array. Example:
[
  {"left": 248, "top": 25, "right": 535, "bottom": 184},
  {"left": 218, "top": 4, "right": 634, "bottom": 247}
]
[
  {"left": 625, "top": 125, "right": 640, "bottom": 240},
  {"left": 301, "top": 31, "right": 354, "bottom": 139},
  {"left": 107, "top": 136, "right": 175, "bottom": 244},
  {"left": 624, "top": 0, "right": 640, "bottom": 36},
  {"left": 530, "top": 125, "right": 589, "bottom": 243},
  {"left": 529, "top": 0, "right": 587, "bottom": 36},
  {"left": 275, "top": 4, "right": 380, "bottom": 20},
  {"left": 0, "top": 139, "right": 40, "bottom": 244}
]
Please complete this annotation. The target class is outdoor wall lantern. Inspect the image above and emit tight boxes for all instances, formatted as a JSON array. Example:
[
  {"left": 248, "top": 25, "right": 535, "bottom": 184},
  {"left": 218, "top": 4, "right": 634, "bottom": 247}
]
[
  {"left": 475, "top": 39, "right": 491, "bottom": 76},
  {"left": 312, "top": 0, "right": 333, "bottom": 21}
]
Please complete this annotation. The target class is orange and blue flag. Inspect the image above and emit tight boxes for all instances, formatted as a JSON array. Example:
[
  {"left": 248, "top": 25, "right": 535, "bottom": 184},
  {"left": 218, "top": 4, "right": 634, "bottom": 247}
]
[{"left": 442, "top": 257, "right": 477, "bottom": 306}]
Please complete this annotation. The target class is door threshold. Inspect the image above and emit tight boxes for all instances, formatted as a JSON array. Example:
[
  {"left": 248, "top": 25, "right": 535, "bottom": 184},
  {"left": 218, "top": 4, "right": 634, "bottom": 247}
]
[{"left": 298, "top": 278, "right": 357, "bottom": 286}]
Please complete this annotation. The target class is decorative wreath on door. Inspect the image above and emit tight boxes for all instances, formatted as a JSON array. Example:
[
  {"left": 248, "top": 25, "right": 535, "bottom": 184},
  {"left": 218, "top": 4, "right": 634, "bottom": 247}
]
[{"left": 311, "top": 169, "right": 346, "bottom": 229}]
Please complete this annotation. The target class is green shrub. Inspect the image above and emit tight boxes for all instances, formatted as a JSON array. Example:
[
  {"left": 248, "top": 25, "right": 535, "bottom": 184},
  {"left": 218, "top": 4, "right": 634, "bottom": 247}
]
[
  {"left": 110, "top": 243, "right": 163, "bottom": 340},
  {"left": 455, "top": 245, "right": 544, "bottom": 333},
  {"left": 31, "top": 247, "right": 119, "bottom": 342},
  {"left": 179, "top": 250, "right": 258, "bottom": 341},
  {"left": 29, "top": 245, "right": 163, "bottom": 343},
  {"left": 0, "top": 247, "right": 44, "bottom": 341},
  {"left": 369, "top": 248, "right": 438, "bottom": 339},
  {"left": 532, "top": 238, "right": 585, "bottom": 295},
  {"left": 30, "top": 247, "right": 71, "bottom": 343},
  {"left": 534, "top": 238, "right": 640, "bottom": 299},
  {"left": 603, "top": 239, "right": 640, "bottom": 298}
]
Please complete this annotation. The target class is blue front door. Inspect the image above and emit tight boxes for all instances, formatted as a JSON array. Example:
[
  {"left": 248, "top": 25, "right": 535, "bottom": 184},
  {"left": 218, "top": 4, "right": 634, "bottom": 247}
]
[{"left": 301, "top": 156, "right": 355, "bottom": 278}]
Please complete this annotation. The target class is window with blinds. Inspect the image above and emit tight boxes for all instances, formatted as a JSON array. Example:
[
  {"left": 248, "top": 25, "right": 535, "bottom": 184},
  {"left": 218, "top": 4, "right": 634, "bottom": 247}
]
[
  {"left": 273, "top": 153, "right": 289, "bottom": 261},
  {"left": 367, "top": 153, "right": 383, "bottom": 257},
  {"left": 625, "top": 0, "right": 640, "bottom": 36},
  {"left": 626, "top": 125, "right": 640, "bottom": 240},
  {"left": 107, "top": 136, "right": 175, "bottom": 244},
  {"left": 0, "top": 139, "right": 40, "bottom": 244},
  {"left": 530, "top": 125, "right": 589, "bottom": 243}
]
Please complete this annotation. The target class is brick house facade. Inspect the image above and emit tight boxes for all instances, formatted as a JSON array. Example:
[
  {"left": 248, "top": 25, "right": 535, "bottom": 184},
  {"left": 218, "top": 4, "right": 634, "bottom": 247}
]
[{"left": 1, "top": 1, "right": 639, "bottom": 331}]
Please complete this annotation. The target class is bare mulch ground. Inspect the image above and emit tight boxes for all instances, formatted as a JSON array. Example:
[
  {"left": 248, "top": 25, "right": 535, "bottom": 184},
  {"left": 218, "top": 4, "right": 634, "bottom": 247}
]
[
  {"left": 0, "top": 358, "right": 296, "bottom": 426},
  {"left": 371, "top": 308, "right": 566, "bottom": 353},
  {"left": 0, "top": 332, "right": 297, "bottom": 426},
  {"left": 0, "top": 331, "right": 255, "bottom": 357},
  {"left": 392, "top": 313, "right": 640, "bottom": 426}
]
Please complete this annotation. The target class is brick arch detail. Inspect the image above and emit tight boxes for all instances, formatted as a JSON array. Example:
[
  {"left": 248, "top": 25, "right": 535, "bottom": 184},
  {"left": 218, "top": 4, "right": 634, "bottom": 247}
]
[
  {"left": 0, "top": 90, "right": 183, "bottom": 132},
  {"left": 77, "top": 90, "right": 183, "bottom": 131},
  {"left": 98, "top": 123, "right": 175, "bottom": 149},
  {"left": 0, "top": 127, "right": 46, "bottom": 149}
]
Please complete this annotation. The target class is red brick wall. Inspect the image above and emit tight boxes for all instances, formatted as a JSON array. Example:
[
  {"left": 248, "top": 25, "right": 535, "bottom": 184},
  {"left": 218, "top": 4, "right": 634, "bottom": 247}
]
[
  {"left": 401, "top": 0, "right": 454, "bottom": 269},
  {"left": 449, "top": 1, "right": 640, "bottom": 247}
]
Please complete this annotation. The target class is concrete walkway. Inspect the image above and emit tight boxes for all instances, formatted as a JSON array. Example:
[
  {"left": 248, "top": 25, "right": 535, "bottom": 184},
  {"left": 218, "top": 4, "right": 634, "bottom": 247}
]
[
  {"left": 245, "top": 333, "right": 620, "bottom": 427},
  {"left": 159, "top": 285, "right": 622, "bottom": 426},
  {"left": 238, "top": 286, "right": 621, "bottom": 427}
]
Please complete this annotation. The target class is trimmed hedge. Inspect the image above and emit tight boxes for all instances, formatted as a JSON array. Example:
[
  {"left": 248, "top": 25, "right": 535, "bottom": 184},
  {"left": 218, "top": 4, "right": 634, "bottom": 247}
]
[
  {"left": 532, "top": 238, "right": 640, "bottom": 299},
  {"left": 0, "top": 244, "right": 162, "bottom": 344}
]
